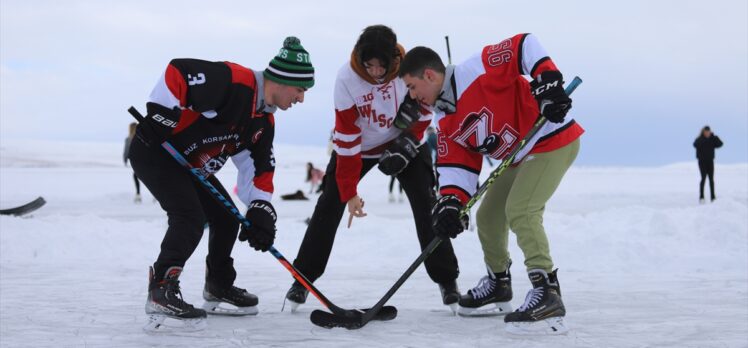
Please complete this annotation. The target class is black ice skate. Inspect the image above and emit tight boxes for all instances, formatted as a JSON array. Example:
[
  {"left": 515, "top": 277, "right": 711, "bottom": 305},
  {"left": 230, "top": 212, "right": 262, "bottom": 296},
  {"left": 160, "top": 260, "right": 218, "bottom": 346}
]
[
  {"left": 284, "top": 281, "right": 308, "bottom": 313},
  {"left": 504, "top": 269, "right": 568, "bottom": 335},
  {"left": 202, "top": 281, "right": 259, "bottom": 316},
  {"left": 438, "top": 280, "right": 461, "bottom": 314},
  {"left": 144, "top": 266, "right": 207, "bottom": 332},
  {"left": 458, "top": 265, "right": 512, "bottom": 317}
]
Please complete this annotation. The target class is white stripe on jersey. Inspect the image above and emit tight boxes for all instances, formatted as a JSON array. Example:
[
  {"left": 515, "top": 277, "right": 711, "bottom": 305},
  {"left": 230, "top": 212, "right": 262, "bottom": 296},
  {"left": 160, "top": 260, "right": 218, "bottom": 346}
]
[
  {"left": 232, "top": 149, "right": 271, "bottom": 205},
  {"left": 437, "top": 166, "right": 479, "bottom": 197},
  {"left": 333, "top": 131, "right": 361, "bottom": 142},
  {"left": 520, "top": 34, "right": 550, "bottom": 75},
  {"left": 333, "top": 143, "right": 361, "bottom": 156},
  {"left": 149, "top": 71, "right": 181, "bottom": 109}
]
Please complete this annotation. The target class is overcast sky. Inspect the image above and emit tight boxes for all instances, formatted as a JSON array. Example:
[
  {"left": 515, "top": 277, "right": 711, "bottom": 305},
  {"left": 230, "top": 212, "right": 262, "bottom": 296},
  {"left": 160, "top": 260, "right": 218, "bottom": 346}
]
[{"left": 1, "top": 0, "right": 746, "bottom": 165}]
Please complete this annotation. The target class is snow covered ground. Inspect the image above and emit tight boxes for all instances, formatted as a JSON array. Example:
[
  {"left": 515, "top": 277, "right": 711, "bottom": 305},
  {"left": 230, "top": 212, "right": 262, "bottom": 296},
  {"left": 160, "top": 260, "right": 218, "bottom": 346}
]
[{"left": 1, "top": 139, "right": 747, "bottom": 348}]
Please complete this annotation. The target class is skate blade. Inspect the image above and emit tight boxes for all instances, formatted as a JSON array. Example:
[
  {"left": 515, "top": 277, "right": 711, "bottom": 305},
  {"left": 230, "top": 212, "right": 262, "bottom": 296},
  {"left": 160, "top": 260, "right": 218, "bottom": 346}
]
[
  {"left": 447, "top": 303, "right": 458, "bottom": 315},
  {"left": 143, "top": 314, "right": 207, "bottom": 333},
  {"left": 202, "top": 301, "right": 258, "bottom": 316},
  {"left": 505, "top": 316, "right": 569, "bottom": 335},
  {"left": 457, "top": 302, "right": 512, "bottom": 317}
]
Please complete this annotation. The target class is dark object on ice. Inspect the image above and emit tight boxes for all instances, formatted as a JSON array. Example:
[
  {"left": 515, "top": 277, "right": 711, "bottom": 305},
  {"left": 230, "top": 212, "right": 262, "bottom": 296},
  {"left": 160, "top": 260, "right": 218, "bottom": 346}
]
[
  {"left": 281, "top": 190, "right": 309, "bottom": 201},
  {"left": 310, "top": 305, "right": 398, "bottom": 329},
  {"left": 0, "top": 197, "right": 46, "bottom": 216}
]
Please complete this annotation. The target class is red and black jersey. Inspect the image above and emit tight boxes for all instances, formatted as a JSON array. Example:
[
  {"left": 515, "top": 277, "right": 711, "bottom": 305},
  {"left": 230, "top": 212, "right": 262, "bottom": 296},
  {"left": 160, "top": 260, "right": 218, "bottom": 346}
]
[
  {"left": 148, "top": 58, "right": 275, "bottom": 205},
  {"left": 435, "top": 34, "right": 584, "bottom": 204}
]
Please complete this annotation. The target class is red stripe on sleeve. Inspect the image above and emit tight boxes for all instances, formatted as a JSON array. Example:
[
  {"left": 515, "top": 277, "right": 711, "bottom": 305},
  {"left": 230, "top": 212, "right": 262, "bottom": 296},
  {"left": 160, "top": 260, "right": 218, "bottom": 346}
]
[
  {"left": 531, "top": 60, "right": 559, "bottom": 79},
  {"left": 165, "top": 64, "right": 187, "bottom": 105},
  {"left": 440, "top": 187, "right": 470, "bottom": 205},
  {"left": 336, "top": 154, "right": 361, "bottom": 203},
  {"left": 253, "top": 171, "right": 274, "bottom": 194},
  {"left": 335, "top": 107, "right": 360, "bottom": 134},
  {"left": 173, "top": 109, "right": 201, "bottom": 135}
]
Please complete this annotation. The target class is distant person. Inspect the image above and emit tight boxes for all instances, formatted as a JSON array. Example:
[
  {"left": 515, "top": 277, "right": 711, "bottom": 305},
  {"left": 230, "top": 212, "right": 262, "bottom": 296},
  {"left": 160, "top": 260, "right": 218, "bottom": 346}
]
[
  {"left": 693, "top": 125, "right": 723, "bottom": 203},
  {"left": 306, "top": 162, "right": 325, "bottom": 194},
  {"left": 388, "top": 175, "right": 404, "bottom": 202},
  {"left": 123, "top": 122, "right": 142, "bottom": 203}
]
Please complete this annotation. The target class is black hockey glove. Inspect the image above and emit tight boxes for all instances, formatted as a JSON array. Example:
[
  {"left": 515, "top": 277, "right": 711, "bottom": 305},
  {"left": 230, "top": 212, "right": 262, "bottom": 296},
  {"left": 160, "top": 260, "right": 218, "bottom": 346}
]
[
  {"left": 378, "top": 133, "right": 419, "bottom": 176},
  {"left": 135, "top": 102, "right": 181, "bottom": 147},
  {"left": 239, "top": 200, "right": 277, "bottom": 252},
  {"left": 432, "top": 195, "right": 469, "bottom": 239},
  {"left": 530, "top": 71, "right": 572, "bottom": 123},
  {"left": 393, "top": 95, "right": 421, "bottom": 130}
]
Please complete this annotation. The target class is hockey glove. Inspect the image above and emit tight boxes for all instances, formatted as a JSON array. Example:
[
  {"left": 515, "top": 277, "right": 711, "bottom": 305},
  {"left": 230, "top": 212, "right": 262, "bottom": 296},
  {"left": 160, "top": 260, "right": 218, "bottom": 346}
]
[
  {"left": 393, "top": 95, "right": 421, "bottom": 130},
  {"left": 239, "top": 200, "right": 277, "bottom": 252},
  {"left": 135, "top": 102, "right": 181, "bottom": 147},
  {"left": 530, "top": 71, "right": 572, "bottom": 123},
  {"left": 378, "top": 133, "right": 419, "bottom": 176},
  {"left": 432, "top": 195, "right": 469, "bottom": 239}
]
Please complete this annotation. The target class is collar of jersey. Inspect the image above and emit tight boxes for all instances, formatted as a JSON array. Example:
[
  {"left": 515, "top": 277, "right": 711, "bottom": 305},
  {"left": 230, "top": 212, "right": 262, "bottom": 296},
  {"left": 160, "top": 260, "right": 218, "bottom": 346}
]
[
  {"left": 253, "top": 70, "right": 278, "bottom": 114},
  {"left": 435, "top": 65, "right": 457, "bottom": 114}
]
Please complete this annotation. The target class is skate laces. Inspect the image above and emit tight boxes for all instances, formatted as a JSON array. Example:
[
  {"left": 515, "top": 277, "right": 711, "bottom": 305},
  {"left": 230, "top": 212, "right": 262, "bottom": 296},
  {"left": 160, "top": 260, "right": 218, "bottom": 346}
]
[
  {"left": 164, "top": 279, "right": 190, "bottom": 308},
  {"left": 468, "top": 275, "right": 496, "bottom": 299},
  {"left": 517, "top": 287, "right": 544, "bottom": 312}
]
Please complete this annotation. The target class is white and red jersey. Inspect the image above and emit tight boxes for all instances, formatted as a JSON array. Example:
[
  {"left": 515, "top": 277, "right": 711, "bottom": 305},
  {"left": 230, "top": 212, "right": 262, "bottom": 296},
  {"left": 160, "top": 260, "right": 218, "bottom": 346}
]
[
  {"left": 332, "top": 62, "right": 433, "bottom": 203},
  {"left": 148, "top": 59, "right": 276, "bottom": 206},
  {"left": 435, "top": 33, "right": 584, "bottom": 204}
]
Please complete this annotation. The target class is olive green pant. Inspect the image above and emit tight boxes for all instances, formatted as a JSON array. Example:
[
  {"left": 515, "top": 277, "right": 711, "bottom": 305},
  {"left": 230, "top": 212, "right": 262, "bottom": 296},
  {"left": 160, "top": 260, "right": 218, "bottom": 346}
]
[{"left": 475, "top": 139, "right": 580, "bottom": 274}]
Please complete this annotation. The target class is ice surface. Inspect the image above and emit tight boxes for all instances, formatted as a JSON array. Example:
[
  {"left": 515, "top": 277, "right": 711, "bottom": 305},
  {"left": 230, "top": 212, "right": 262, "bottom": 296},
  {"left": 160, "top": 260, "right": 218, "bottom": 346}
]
[{"left": 1, "top": 140, "right": 746, "bottom": 347}]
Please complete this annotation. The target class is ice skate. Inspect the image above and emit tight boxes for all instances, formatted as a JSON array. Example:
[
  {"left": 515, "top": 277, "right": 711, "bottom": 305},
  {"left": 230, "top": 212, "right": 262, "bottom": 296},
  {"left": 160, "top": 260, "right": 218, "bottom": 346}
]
[
  {"left": 438, "top": 280, "right": 460, "bottom": 314},
  {"left": 143, "top": 266, "right": 207, "bottom": 333},
  {"left": 504, "top": 269, "right": 568, "bottom": 335},
  {"left": 202, "top": 281, "right": 259, "bottom": 316},
  {"left": 284, "top": 281, "right": 308, "bottom": 313},
  {"left": 458, "top": 264, "right": 512, "bottom": 317}
]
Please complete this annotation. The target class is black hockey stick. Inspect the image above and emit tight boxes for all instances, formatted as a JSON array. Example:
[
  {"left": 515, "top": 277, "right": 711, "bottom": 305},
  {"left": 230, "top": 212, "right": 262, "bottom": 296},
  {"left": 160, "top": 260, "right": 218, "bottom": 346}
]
[
  {"left": 312, "top": 76, "right": 582, "bottom": 329},
  {"left": 127, "top": 107, "right": 396, "bottom": 326},
  {"left": 0, "top": 196, "right": 46, "bottom": 216}
]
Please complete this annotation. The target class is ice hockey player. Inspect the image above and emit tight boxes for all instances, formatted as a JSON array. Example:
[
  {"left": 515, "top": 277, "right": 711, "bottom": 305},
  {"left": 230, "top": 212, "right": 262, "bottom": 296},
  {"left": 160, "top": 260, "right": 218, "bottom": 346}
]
[
  {"left": 285, "top": 25, "right": 461, "bottom": 313},
  {"left": 399, "top": 33, "right": 583, "bottom": 334},
  {"left": 128, "top": 37, "right": 314, "bottom": 331}
]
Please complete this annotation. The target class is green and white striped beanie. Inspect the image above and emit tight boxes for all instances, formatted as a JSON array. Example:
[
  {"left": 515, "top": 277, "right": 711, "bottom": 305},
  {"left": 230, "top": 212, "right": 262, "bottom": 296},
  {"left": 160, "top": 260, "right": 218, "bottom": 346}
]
[{"left": 264, "top": 36, "right": 315, "bottom": 89}]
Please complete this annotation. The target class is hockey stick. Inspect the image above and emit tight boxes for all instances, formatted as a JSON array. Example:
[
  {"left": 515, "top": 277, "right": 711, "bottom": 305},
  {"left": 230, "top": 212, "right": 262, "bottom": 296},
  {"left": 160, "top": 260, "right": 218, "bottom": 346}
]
[
  {"left": 0, "top": 196, "right": 46, "bottom": 216},
  {"left": 445, "top": 36, "right": 452, "bottom": 64},
  {"left": 127, "top": 107, "right": 395, "bottom": 325},
  {"left": 313, "top": 76, "right": 582, "bottom": 329}
]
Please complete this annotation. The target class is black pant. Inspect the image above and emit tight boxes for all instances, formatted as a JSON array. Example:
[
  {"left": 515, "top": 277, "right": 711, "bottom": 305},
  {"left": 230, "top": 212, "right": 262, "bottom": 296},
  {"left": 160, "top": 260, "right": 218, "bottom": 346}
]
[
  {"left": 129, "top": 138, "right": 239, "bottom": 287},
  {"left": 698, "top": 159, "right": 715, "bottom": 200},
  {"left": 292, "top": 147, "right": 460, "bottom": 285}
]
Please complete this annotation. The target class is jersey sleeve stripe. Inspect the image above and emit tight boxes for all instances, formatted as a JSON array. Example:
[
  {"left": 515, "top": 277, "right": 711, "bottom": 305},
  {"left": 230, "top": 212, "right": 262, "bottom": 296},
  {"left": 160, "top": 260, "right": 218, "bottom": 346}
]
[
  {"left": 333, "top": 131, "right": 361, "bottom": 142},
  {"left": 516, "top": 33, "right": 528, "bottom": 76},
  {"left": 436, "top": 166, "right": 479, "bottom": 200},
  {"left": 530, "top": 56, "right": 551, "bottom": 77},
  {"left": 165, "top": 64, "right": 187, "bottom": 105},
  {"left": 436, "top": 163, "right": 482, "bottom": 175},
  {"left": 333, "top": 144, "right": 361, "bottom": 156}
]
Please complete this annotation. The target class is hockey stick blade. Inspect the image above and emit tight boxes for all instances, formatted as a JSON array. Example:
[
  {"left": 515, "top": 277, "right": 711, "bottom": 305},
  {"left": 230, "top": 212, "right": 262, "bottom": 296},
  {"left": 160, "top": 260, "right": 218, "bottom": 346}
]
[
  {"left": 310, "top": 306, "right": 398, "bottom": 329},
  {"left": 0, "top": 196, "right": 46, "bottom": 216}
]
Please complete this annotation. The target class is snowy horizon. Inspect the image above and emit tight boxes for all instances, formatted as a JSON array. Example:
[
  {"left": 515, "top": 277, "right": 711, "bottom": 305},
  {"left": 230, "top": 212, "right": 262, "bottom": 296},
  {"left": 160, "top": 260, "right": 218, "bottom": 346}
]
[{"left": 1, "top": 0, "right": 747, "bottom": 166}]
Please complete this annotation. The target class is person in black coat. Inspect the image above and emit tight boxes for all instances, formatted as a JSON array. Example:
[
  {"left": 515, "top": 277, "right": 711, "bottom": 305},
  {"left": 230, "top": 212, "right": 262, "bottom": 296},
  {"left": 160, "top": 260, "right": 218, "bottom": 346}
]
[{"left": 693, "top": 126, "right": 723, "bottom": 203}]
